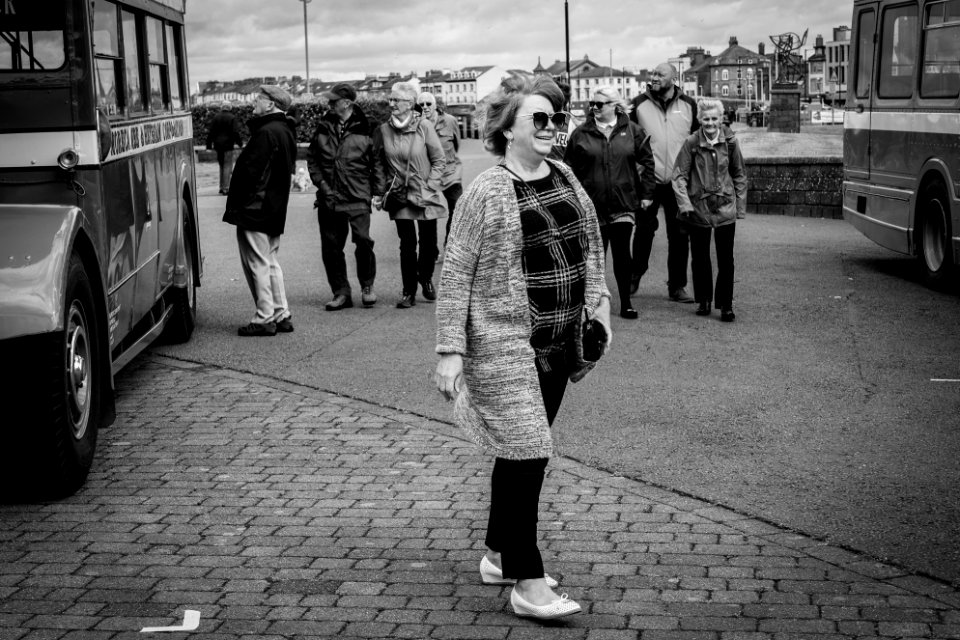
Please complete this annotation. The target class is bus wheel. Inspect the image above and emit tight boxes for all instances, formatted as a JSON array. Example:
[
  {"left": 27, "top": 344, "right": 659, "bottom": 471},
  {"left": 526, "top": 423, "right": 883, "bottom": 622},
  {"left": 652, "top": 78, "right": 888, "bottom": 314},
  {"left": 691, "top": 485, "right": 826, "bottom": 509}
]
[
  {"left": 14, "top": 255, "right": 103, "bottom": 498},
  {"left": 161, "top": 206, "right": 197, "bottom": 344},
  {"left": 917, "top": 180, "right": 954, "bottom": 289}
]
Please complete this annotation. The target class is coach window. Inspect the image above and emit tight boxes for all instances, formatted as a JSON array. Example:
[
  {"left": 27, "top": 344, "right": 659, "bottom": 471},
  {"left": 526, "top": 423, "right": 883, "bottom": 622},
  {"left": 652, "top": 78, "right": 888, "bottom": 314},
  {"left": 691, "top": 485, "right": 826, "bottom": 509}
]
[
  {"left": 145, "top": 16, "right": 168, "bottom": 110},
  {"left": 854, "top": 8, "right": 876, "bottom": 98},
  {"left": 0, "top": 5, "right": 66, "bottom": 71},
  {"left": 920, "top": 0, "right": 960, "bottom": 98},
  {"left": 166, "top": 24, "right": 184, "bottom": 109},
  {"left": 92, "top": 1, "right": 122, "bottom": 115},
  {"left": 121, "top": 10, "right": 145, "bottom": 113},
  {"left": 878, "top": 3, "right": 918, "bottom": 98}
]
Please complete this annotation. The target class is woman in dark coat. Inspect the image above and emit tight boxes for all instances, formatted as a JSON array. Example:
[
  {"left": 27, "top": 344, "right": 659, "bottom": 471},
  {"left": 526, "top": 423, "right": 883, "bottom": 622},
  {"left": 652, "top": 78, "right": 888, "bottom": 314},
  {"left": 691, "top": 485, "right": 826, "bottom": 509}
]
[
  {"left": 564, "top": 86, "right": 655, "bottom": 319},
  {"left": 206, "top": 103, "right": 243, "bottom": 195}
]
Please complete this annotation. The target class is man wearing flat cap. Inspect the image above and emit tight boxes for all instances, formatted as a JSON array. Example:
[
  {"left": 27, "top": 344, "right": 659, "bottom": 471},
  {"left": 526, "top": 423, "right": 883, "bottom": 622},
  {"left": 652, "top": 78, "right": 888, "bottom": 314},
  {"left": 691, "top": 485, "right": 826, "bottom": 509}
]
[
  {"left": 307, "top": 82, "right": 378, "bottom": 310},
  {"left": 224, "top": 85, "right": 298, "bottom": 336}
]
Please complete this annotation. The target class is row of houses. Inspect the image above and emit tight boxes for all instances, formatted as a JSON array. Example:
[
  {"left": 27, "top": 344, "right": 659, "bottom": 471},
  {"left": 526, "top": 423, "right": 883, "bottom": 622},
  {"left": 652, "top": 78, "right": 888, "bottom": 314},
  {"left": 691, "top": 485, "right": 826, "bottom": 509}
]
[{"left": 193, "top": 29, "right": 851, "bottom": 110}]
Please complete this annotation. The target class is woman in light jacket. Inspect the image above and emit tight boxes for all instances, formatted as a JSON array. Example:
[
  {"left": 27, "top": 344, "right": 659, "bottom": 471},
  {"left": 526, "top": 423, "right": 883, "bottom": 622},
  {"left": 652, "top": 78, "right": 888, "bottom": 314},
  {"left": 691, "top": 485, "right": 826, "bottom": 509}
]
[
  {"left": 434, "top": 76, "right": 611, "bottom": 621},
  {"left": 672, "top": 97, "right": 747, "bottom": 321},
  {"left": 372, "top": 82, "right": 447, "bottom": 308}
]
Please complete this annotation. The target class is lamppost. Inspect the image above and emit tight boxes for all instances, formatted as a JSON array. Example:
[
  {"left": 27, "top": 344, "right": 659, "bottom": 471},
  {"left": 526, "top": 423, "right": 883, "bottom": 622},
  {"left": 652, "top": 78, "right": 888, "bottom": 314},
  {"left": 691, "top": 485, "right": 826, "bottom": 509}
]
[
  {"left": 296, "top": 0, "right": 312, "bottom": 98},
  {"left": 564, "top": 0, "right": 570, "bottom": 109}
]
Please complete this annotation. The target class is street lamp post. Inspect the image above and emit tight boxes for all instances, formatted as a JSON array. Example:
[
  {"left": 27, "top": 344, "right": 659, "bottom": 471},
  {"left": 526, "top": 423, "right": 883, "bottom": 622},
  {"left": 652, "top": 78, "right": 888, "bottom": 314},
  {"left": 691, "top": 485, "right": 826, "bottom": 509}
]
[{"left": 297, "top": 0, "right": 312, "bottom": 98}]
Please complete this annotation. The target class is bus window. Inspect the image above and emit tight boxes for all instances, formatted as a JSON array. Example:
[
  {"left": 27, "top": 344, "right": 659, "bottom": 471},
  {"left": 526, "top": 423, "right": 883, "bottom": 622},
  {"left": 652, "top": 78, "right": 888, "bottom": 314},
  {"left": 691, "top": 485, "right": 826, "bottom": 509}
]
[
  {"left": 855, "top": 8, "right": 877, "bottom": 98},
  {"left": 121, "top": 10, "right": 144, "bottom": 113},
  {"left": 878, "top": 3, "right": 919, "bottom": 98},
  {"left": 921, "top": 0, "right": 960, "bottom": 98},
  {"left": 93, "top": 1, "right": 121, "bottom": 116},
  {"left": 146, "top": 16, "right": 168, "bottom": 111},
  {"left": 166, "top": 24, "right": 183, "bottom": 110},
  {"left": 0, "top": 4, "right": 66, "bottom": 71}
]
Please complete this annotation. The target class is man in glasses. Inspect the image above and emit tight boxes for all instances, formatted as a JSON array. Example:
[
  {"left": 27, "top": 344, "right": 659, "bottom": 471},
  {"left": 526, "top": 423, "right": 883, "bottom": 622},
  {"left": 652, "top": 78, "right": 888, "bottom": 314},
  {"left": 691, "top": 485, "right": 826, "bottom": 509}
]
[
  {"left": 308, "top": 82, "right": 379, "bottom": 311},
  {"left": 417, "top": 92, "right": 462, "bottom": 247},
  {"left": 629, "top": 62, "right": 699, "bottom": 303}
]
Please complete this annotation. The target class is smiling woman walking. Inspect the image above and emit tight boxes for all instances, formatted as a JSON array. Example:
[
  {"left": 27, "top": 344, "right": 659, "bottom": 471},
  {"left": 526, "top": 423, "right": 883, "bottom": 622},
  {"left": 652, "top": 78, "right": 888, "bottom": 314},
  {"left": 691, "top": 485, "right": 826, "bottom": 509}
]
[{"left": 435, "top": 75, "right": 612, "bottom": 621}]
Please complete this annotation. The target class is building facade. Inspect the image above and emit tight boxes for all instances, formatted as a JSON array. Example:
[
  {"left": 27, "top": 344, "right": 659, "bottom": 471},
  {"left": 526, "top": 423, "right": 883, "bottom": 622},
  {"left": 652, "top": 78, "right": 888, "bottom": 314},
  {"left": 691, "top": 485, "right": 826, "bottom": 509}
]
[{"left": 824, "top": 26, "right": 851, "bottom": 105}]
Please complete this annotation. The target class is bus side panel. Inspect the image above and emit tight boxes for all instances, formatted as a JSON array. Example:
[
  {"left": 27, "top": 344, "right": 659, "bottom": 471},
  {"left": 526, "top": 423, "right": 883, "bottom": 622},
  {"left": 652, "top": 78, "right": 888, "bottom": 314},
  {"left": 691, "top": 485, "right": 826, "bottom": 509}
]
[
  {"left": 843, "top": 183, "right": 913, "bottom": 255},
  {"left": 102, "top": 159, "right": 138, "bottom": 349},
  {"left": 155, "top": 140, "right": 188, "bottom": 293}
]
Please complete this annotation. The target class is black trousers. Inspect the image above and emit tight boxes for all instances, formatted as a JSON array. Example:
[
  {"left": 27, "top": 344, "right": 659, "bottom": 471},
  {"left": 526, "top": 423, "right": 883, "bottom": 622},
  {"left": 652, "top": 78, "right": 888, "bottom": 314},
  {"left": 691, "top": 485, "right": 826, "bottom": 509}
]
[
  {"left": 395, "top": 219, "right": 438, "bottom": 294},
  {"left": 318, "top": 207, "right": 376, "bottom": 297},
  {"left": 443, "top": 183, "right": 463, "bottom": 244},
  {"left": 484, "top": 363, "right": 568, "bottom": 580},
  {"left": 632, "top": 182, "right": 690, "bottom": 291},
  {"left": 687, "top": 222, "right": 736, "bottom": 309},
  {"left": 600, "top": 221, "right": 634, "bottom": 311}
]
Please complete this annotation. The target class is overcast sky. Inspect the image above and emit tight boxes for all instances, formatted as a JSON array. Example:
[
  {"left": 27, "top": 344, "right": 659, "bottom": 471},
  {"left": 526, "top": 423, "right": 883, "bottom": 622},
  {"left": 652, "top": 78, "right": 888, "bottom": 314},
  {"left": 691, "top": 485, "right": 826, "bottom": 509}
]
[{"left": 183, "top": 0, "right": 852, "bottom": 86}]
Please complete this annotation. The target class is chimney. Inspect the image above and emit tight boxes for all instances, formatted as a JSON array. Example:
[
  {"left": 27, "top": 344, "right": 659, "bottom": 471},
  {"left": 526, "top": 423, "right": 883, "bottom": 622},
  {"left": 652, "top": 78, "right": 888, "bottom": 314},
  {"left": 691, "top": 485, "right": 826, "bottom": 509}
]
[
  {"left": 729, "top": 36, "right": 738, "bottom": 47},
  {"left": 758, "top": 42, "right": 765, "bottom": 56},
  {"left": 816, "top": 34, "right": 824, "bottom": 48}
]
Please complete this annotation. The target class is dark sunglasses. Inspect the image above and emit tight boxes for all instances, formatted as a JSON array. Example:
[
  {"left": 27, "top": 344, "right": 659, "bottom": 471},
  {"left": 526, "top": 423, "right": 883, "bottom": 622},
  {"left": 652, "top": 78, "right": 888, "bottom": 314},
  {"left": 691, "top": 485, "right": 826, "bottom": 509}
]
[
  {"left": 418, "top": 102, "right": 434, "bottom": 107},
  {"left": 589, "top": 100, "right": 614, "bottom": 109},
  {"left": 517, "top": 111, "right": 566, "bottom": 130}
]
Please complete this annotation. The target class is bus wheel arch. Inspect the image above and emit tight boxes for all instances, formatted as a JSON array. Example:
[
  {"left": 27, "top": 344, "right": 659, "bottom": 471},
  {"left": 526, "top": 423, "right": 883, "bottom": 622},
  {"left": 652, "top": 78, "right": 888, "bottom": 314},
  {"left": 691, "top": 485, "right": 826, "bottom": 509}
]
[
  {"left": 160, "top": 191, "right": 198, "bottom": 344},
  {"left": 914, "top": 175, "right": 954, "bottom": 289}
]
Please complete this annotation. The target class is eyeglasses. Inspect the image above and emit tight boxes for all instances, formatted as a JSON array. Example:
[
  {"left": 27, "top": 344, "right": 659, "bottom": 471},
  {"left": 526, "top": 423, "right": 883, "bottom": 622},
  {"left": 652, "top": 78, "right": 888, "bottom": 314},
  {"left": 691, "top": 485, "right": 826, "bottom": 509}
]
[
  {"left": 387, "top": 97, "right": 409, "bottom": 103},
  {"left": 417, "top": 102, "right": 434, "bottom": 107},
  {"left": 517, "top": 111, "right": 566, "bottom": 131},
  {"left": 589, "top": 101, "right": 614, "bottom": 109}
]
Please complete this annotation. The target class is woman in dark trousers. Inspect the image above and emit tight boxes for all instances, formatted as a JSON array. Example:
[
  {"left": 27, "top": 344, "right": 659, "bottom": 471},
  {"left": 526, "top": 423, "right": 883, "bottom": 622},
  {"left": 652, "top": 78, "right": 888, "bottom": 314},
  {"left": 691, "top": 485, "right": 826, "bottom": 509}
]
[
  {"left": 435, "top": 76, "right": 611, "bottom": 621},
  {"left": 564, "top": 86, "right": 655, "bottom": 319},
  {"left": 673, "top": 97, "right": 747, "bottom": 322},
  {"left": 207, "top": 103, "right": 243, "bottom": 195}
]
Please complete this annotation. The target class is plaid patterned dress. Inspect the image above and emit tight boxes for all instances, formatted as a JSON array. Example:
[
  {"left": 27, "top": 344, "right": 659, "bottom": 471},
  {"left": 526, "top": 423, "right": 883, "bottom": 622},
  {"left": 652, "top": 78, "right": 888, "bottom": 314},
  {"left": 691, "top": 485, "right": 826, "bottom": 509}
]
[{"left": 513, "top": 166, "right": 588, "bottom": 372}]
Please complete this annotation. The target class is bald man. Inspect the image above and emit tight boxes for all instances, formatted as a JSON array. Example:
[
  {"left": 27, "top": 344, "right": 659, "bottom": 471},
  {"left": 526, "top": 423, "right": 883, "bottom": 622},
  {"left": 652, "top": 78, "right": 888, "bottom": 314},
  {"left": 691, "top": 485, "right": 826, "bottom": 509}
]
[
  {"left": 417, "top": 92, "right": 462, "bottom": 245},
  {"left": 630, "top": 63, "right": 699, "bottom": 302}
]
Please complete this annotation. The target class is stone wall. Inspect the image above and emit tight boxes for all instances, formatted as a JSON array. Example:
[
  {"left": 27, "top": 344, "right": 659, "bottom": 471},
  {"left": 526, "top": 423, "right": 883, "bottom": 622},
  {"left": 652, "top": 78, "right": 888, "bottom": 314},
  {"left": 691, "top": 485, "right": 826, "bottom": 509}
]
[{"left": 745, "top": 156, "right": 842, "bottom": 219}]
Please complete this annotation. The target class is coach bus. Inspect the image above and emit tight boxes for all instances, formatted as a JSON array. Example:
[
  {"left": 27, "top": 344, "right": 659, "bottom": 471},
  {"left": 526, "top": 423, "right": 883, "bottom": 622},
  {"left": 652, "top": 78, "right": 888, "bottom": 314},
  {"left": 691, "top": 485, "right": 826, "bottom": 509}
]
[
  {"left": 0, "top": 0, "right": 201, "bottom": 497},
  {"left": 842, "top": 0, "right": 960, "bottom": 288}
]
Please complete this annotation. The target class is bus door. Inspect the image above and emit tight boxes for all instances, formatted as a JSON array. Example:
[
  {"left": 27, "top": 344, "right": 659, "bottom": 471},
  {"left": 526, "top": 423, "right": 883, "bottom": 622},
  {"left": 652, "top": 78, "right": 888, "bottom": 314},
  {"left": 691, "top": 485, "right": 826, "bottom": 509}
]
[{"left": 845, "top": 3, "right": 878, "bottom": 183}]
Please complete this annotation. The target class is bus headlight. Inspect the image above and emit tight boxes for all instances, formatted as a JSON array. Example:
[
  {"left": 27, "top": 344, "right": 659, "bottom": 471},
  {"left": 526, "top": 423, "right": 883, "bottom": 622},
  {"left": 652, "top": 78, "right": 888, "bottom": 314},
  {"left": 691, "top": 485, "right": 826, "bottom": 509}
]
[{"left": 58, "top": 148, "right": 79, "bottom": 170}]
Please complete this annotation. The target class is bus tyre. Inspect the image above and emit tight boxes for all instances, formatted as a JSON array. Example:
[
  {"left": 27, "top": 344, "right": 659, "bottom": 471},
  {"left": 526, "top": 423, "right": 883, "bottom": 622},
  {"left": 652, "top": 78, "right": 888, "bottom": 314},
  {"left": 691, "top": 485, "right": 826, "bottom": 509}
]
[
  {"left": 7, "top": 255, "right": 103, "bottom": 499},
  {"left": 160, "top": 207, "right": 197, "bottom": 344},
  {"left": 917, "top": 180, "right": 954, "bottom": 290}
]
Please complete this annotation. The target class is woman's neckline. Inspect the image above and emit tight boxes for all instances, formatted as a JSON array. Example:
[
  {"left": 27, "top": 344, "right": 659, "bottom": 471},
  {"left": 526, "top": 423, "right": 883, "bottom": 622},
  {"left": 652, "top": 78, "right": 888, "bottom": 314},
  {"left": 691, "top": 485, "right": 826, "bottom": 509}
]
[{"left": 503, "top": 156, "right": 551, "bottom": 182}]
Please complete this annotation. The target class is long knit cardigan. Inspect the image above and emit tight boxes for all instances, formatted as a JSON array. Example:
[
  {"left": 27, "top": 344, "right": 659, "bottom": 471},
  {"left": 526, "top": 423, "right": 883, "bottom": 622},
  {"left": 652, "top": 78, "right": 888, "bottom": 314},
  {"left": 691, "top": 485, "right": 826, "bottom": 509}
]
[{"left": 435, "top": 159, "right": 610, "bottom": 460}]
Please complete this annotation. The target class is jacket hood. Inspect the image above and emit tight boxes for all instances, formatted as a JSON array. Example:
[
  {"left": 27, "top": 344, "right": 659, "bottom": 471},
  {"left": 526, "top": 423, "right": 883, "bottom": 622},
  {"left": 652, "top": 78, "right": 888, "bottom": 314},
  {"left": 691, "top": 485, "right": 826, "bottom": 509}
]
[
  {"left": 582, "top": 111, "right": 630, "bottom": 133},
  {"left": 321, "top": 103, "right": 373, "bottom": 135},
  {"left": 249, "top": 110, "right": 293, "bottom": 133}
]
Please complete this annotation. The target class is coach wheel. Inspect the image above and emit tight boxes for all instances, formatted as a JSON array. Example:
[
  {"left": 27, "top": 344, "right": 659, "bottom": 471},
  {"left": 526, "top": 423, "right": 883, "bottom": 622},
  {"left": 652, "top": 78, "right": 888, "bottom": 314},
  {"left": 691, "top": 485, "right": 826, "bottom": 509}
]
[{"left": 917, "top": 180, "right": 954, "bottom": 289}]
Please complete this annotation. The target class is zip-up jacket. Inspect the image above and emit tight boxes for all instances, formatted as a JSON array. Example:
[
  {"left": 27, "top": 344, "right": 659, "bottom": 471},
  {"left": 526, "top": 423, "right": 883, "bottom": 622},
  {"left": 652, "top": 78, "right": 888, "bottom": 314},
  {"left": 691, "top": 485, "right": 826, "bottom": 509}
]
[
  {"left": 631, "top": 87, "right": 699, "bottom": 184},
  {"left": 307, "top": 105, "right": 376, "bottom": 211},
  {"left": 563, "top": 112, "right": 655, "bottom": 224},
  {"left": 673, "top": 126, "right": 747, "bottom": 228}
]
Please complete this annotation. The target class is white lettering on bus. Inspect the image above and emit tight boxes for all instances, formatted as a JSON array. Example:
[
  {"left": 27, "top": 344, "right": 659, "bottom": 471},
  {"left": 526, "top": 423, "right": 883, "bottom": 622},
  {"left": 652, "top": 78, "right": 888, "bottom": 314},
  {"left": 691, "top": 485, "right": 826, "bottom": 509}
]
[{"left": 3, "top": 0, "right": 16, "bottom": 15}]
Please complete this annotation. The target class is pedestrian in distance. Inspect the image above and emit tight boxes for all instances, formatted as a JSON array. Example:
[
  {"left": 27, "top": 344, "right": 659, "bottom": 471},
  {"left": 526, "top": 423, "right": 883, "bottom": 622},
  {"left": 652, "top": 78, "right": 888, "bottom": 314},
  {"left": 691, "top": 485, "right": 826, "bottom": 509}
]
[
  {"left": 206, "top": 102, "right": 243, "bottom": 195},
  {"left": 545, "top": 80, "right": 577, "bottom": 163},
  {"left": 672, "top": 97, "right": 747, "bottom": 322},
  {"left": 435, "top": 75, "right": 612, "bottom": 621},
  {"left": 416, "top": 92, "right": 463, "bottom": 247},
  {"left": 223, "top": 85, "right": 297, "bottom": 337},
  {"left": 630, "top": 62, "right": 700, "bottom": 303},
  {"left": 308, "top": 82, "right": 378, "bottom": 311},
  {"left": 564, "top": 85, "right": 655, "bottom": 319},
  {"left": 372, "top": 82, "right": 448, "bottom": 309}
]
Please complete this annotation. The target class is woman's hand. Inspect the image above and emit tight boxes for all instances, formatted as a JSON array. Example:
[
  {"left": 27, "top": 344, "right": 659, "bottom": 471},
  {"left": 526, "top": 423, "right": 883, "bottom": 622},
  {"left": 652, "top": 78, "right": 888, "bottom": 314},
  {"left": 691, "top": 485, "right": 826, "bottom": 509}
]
[
  {"left": 371, "top": 195, "right": 383, "bottom": 210},
  {"left": 435, "top": 353, "right": 464, "bottom": 401},
  {"left": 590, "top": 296, "right": 613, "bottom": 354},
  {"left": 641, "top": 199, "right": 654, "bottom": 210}
]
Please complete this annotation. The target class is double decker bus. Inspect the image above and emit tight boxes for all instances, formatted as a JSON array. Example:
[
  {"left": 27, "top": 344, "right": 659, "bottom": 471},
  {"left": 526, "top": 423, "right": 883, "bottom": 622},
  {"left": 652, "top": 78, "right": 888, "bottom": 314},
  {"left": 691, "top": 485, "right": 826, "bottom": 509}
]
[
  {"left": 843, "top": 0, "right": 960, "bottom": 288},
  {"left": 0, "top": 0, "right": 201, "bottom": 497}
]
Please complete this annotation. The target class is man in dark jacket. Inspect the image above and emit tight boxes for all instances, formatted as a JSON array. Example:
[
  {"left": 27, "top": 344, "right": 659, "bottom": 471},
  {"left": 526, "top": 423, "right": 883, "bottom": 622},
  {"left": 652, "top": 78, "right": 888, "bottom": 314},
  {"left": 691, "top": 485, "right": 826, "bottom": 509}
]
[
  {"left": 224, "top": 85, "right": 298, "bottom": 336},
  {"left": 630, "top": 62, "right": 700, "bottom": 302},
  {"left": 206, "top": 103, "right": 243, "bottom": 195},
  {"left": 308, "top": 83, "right": 377, "bottom": 311}
]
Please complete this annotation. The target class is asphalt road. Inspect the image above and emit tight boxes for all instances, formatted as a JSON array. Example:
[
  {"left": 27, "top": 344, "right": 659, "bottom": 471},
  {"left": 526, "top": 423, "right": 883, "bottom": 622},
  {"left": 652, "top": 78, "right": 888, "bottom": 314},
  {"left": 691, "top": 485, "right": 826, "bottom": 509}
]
[{"left": 152, "top": 139, "right": 960, "bottom": 587}]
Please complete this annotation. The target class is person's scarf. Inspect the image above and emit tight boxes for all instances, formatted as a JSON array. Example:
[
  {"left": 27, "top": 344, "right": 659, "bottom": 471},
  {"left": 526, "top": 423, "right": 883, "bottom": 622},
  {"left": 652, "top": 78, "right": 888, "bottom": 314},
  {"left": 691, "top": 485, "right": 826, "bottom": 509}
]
[{"left": 390, "top": 112, "right": 415, "bottom": 130}]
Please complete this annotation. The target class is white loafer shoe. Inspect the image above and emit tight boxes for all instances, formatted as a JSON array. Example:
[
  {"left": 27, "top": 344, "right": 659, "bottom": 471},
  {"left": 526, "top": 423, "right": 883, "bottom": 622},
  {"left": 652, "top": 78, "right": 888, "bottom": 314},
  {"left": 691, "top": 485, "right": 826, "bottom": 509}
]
[
  {"left": 510, "top": 588, "right": 581, "bottom": 620},
  {"left": 479, "top": 555, "right": 558, "bottom": 588}
]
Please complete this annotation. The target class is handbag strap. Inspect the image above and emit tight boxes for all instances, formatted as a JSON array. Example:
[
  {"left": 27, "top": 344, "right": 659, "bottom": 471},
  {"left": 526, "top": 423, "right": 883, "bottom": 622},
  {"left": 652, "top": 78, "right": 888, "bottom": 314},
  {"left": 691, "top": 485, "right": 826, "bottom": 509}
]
[{"left": 386, "top": 122, "right": 419, "bottom": 191}]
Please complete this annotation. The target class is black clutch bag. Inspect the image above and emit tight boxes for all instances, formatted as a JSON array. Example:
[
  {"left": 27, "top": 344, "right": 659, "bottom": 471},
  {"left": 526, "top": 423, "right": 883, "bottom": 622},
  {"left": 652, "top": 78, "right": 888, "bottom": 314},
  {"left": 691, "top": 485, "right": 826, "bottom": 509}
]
[{"left": 580, "top": 318, "right": 607, "bottom": 363}]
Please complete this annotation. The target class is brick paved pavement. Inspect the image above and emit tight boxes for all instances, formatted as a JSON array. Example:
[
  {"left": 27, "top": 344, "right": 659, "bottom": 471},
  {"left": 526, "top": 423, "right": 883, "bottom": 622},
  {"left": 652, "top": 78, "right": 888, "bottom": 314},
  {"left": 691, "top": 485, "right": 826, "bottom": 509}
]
[{"left": 2, "top": 356, "right": 960, "bottom": 640}]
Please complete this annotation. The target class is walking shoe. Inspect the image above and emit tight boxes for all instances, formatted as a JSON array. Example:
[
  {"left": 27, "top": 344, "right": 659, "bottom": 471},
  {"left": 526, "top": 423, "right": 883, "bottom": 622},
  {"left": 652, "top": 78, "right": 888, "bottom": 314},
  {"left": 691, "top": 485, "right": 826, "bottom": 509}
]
[
  {"left": 695, "top": 302, "right": 712, "bottom": 316},
  {"left": 480, "top": 556, "right": 558, "bottom": 588},
  {"left": 510, "top": 589, "right": 581, "bottom": 620},
  {"left": 669, "top": 287, "right": 695, "bottom": 303},
  {"left": 620, "top": 306, "right": 638, "bottom": 319},
  {"left": 720, "top": 307, "right": 736, "bottom": 322},
  {"left": 421, "top": 280, "right": 437, "bottom": 301},
  {"left": 237, "top": 321, "right": 276, "bottom": 337},
  {"left": 325, "top": 294, "right": 353, "bottom": 311},
  {"left": 629, "top": 275, "right": 641, "bottom": 295},
  {"left": 361, "top": 286, "right": 378, "bottom": 307},
  {"left": 396, "top": 292, "right": 416, "bottom": 309},
  {"left": 275, "top": 316, "right": 294, "bottom": 333}
]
